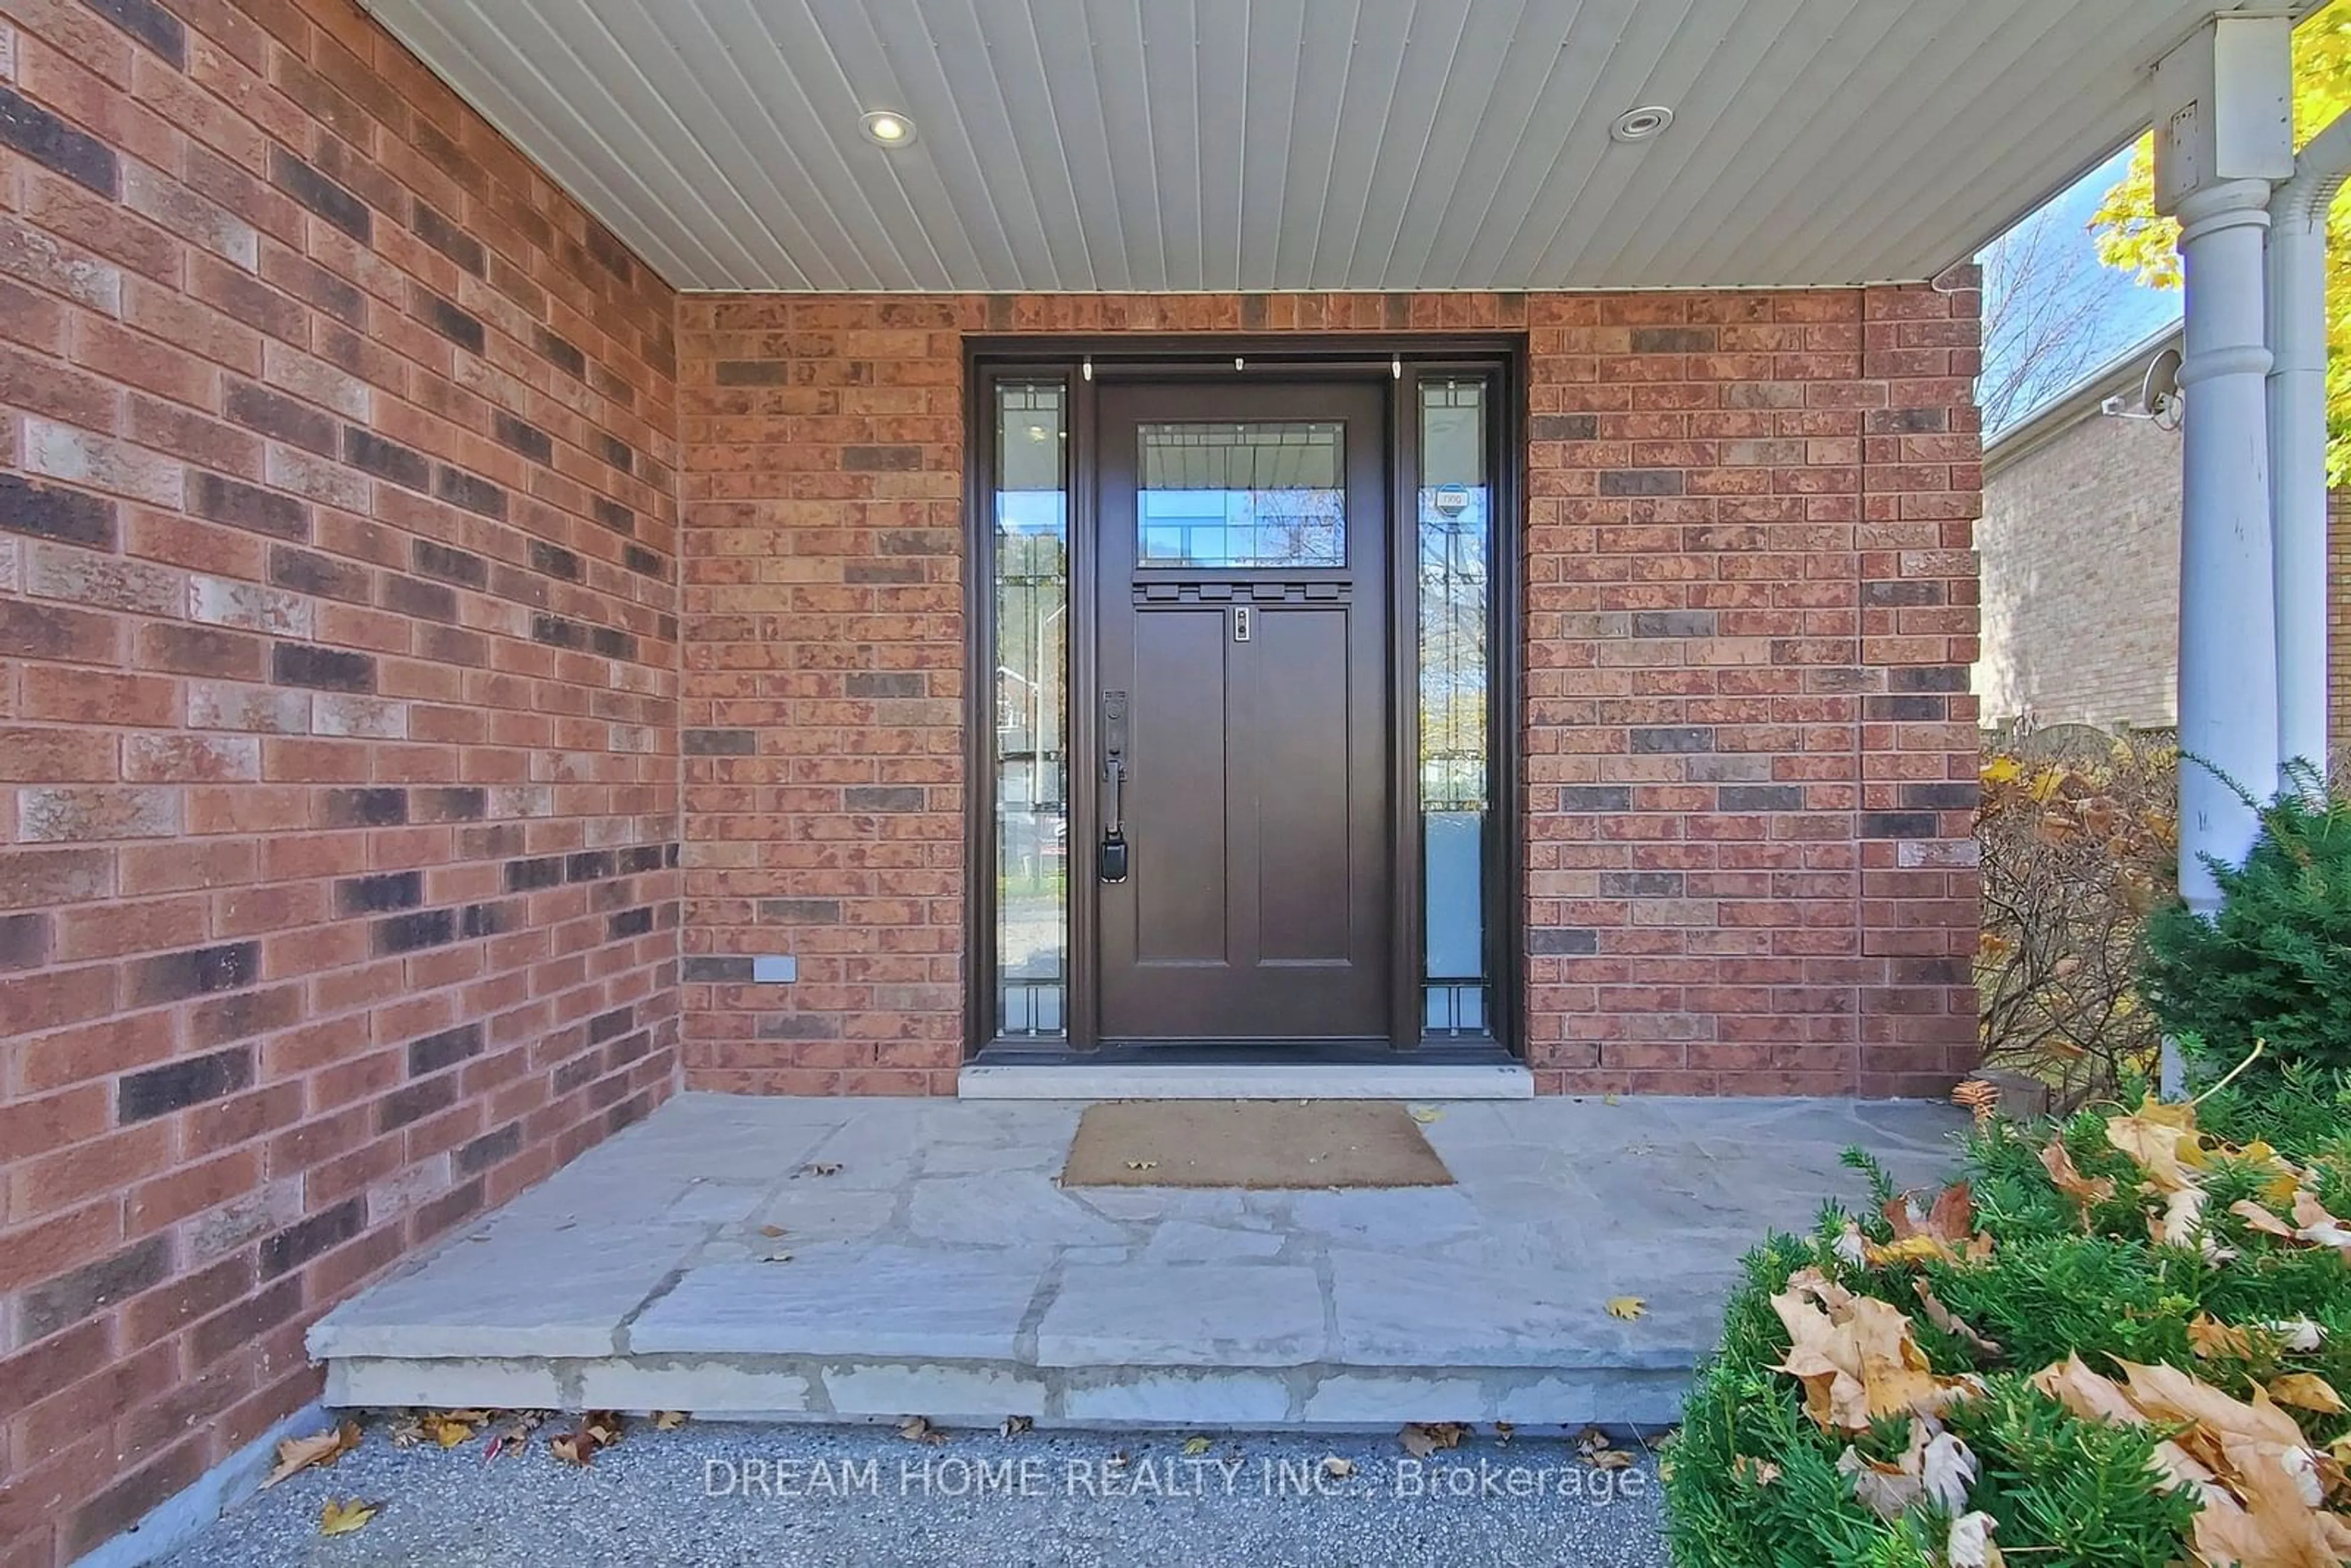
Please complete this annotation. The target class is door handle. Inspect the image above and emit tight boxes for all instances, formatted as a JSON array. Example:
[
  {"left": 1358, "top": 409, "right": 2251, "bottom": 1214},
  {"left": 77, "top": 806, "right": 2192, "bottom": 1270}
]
[{"left": 1100, "top": 690, "right": 1130, "bottom": 883}]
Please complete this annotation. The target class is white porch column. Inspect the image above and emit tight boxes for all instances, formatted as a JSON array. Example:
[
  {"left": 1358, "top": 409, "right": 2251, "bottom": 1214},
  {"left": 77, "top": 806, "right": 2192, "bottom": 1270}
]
[
  {"left": 2154, "top": 16, "right": 2295, "bottom": 916},
  {"left": 2267, "top": 111, "right": 2351, "bottom": 780}
]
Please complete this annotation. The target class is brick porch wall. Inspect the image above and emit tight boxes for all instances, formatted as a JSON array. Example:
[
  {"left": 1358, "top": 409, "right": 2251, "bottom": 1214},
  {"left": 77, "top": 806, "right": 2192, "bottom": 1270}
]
[
  {"left": 676, "top": 287, "right": 1982, "bottom": 1098},
  {"left": 0, "top": 0, "right": 680, "bottom": 1559}
]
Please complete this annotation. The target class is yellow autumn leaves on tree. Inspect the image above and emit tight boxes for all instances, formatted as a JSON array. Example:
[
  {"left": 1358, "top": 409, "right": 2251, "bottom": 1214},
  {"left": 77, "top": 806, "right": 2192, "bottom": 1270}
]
[{"left": 2091, "top": 0, "right": 2351, "bottom": 483}]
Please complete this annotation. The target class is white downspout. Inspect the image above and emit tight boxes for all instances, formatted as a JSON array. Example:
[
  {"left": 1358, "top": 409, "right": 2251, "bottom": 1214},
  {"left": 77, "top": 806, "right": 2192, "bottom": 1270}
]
[{"left": 2268, "top": 110, "right": 2351, "bottom": 782}]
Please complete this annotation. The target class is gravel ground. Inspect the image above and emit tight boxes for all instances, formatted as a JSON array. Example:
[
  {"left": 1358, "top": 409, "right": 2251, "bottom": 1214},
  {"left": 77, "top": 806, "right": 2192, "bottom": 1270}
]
[{"left": 167, "top": 1418, "right": 1672, "bottom": 1567}]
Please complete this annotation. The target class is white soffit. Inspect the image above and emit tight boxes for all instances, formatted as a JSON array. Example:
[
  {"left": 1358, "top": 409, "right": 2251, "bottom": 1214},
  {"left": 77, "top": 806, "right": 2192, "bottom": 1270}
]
[{"left": 361, "top": 0, "right": 2311, "bottom": 293}]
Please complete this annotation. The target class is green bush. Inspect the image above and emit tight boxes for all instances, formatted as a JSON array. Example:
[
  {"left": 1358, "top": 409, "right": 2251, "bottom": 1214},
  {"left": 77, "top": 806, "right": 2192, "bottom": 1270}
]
[
  {"left": 2143, "top": 780, "right": 2351, "bottom": 1073},
  {"left": 1662, "top": 1066, "right": 2351, "bottom": 1567}
]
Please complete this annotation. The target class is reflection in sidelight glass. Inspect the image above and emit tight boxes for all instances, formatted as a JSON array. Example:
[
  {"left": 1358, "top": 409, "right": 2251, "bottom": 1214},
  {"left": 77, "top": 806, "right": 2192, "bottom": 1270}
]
[
  {"left": 995, "top": 383, "right": 1068, "bottom": 1035},
  {"left": 1136, "top": 421, "right": 1345, "bottom": 567},
  {"left": 1420, "top": 380, "right": 1491, "bottom": 1034}
]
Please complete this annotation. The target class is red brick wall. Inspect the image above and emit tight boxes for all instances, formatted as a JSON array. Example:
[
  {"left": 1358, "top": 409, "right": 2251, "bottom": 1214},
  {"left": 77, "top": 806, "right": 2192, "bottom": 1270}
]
[
  {"left": 676, "top": 287, "right": 1981, "bottom": 1098},
  {"left": 0, "top": 0, "right": 679, "bottom": 1559}
]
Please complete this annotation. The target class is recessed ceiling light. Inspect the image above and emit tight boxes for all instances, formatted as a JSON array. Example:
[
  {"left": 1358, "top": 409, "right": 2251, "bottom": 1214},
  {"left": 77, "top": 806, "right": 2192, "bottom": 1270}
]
[
  {"left": 860, "top": 110, "right": 916, "bottom": 147},
  {"left": 1610, "top": 105, "right": 1674, "bottom": 143}
]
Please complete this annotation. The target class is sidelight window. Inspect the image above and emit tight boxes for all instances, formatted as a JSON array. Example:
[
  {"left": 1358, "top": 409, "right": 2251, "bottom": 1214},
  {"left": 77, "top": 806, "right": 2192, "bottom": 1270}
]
[
  {"left": 1419, "top": 378, "right": 1494, "bottom": 1035},
  {"left": 994, "top": 381, "right": 1068, "bottom": 1036}
]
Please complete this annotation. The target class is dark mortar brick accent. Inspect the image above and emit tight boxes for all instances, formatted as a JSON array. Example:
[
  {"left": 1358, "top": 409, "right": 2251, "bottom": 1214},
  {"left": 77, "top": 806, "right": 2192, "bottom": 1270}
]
[
  {"left": 842, "top": 445, "right": 922, "bottom": 471},
  {"left": 117, "top": 1047, "right": 253, "bottom": 1122},
  {"left": 845, "top": 786, "right": 925, "bottom": 812},
  {"left": 456, "top": 1121, "right": 521, "bottom": 1176},
  {"left": 18, "top": 1237, "right": 168, "bottom": 1342},
  {"left": 604, "top": 1028, "right": 650, "bottom": 1069},
  {"left": 1631, "top": 326, "right": 1715, "bottom": 353},
  {"left": 189, "top": 1275, "right": 298, "bottom": 1371},
  {"left": 141, "top": 623, "right": 259, "bottom": 680},
  {"left": 409, "top": 198, "right": 486, "bottom": 274},
  {"left": 343, "top": 427, "right": 429, "bottom": 490},
  {"left": 1687, "top": 754, "right": 1772, "bottom": 783},
  {"left": 128, "top": 942, "right": 260, "bottom": 1007},
  {"left": 657, "top": 612, "right": 678, "bottom": 643},
  {"left": 0, "top": 475, "right": 115, "bottom": 548},
  {"left": 87, "top": 0, "right": 186, "bottom": 63},
  {"left": 190, "top": 472, "right": 306, "bottom": 542},
  {"left": 415, "top": 1177, "right": 485, "bottom": 1237},
  {"left": 530, "top": 615, "right": 587, "bottom": 651},
  {"left": 372, "top": 908, "right": 456, "bottom": 956},
  {"left": 495, "top": 413, "right": 553, "bottom": 465},
  {"left": 1900, "top": 782, "right": 1980, "bottom": 811},
  {"left": 1240, "top": 294, "right": 1269, "bottom": 329},
  {"left": 225, "top": 381, "right": 335, "bottom": 457},
  {"left": 268, "top": 146, "right": 369, "bottom": 241},
  {"left": 624, "top": 545, "right": 662, "bottom": 579},
  {"left": 757, "top": 898, "right": 841, "bottom": 923},
  {"left": 565, "top": 850, "right": 615, "bottom": 883},
  {"left": 1630, "top": 610, "right": 1716, "bottom": 638},
  {"left": 619, "top": 845, "right": 665, "bottom": 875},
  {"left": 715, "top": 360, "right": 786, "bottom": 384},
  {"left": 1530, "top": 415, "right": 1599, "bottom": 441},
  {"left": 1529, "top": 928, "right": 1600, "bottom": 956},
  {"left": 589, "top": 625, "right": 636, "bottom": 661},
  {"left": 334, "top": 871, "right": 422, "bottom": 916},
  {"left": 596, "top": 435, "right": 632, "bottom": 473},
  {"left": 503, "top": 856, "right": 563, "bottom": 892},
  {"left": 1720, "top": 785, "right": 1807, "bottom": 812},
  {"left": 607, "top": 906, "right": 653, "bottom": 940},
  {"left": 381, "top": 574, "right": 457, "bottom": 623},
  {"left": 433, "top": 466, "right": 504, "bottom": 519},
  {"left": 1553, "top": 786, "right": 1633, "bottom": 811},
  {"left": 1870, "top": 408, "right": 1946, "bottom": 434},
  {"left": 258, "top": 1197, "right": 362, "bottom": 1278},
  {"left": 1860, "top": 811, "right": 1939, "bottom": 839},
  {"left": 682, "top": 956, "right": 753, "bottom": 982},
  {"left": 1891, "top": 666, "right": 1970, "bottom": 693},
  {"left": 666, "top": 843, "right": 682, "bottom": 868},
  {"left": 585, "top": 222, "right": 632, "bottom": 279},
  {"left": 418, "top": 291, "right": 485, "bottom": 353},
  {"left": 529, "top": 541, "right": 581, "bottom": 581},
  {"left": 188, "top": 986, "right": 301, "bottom": 1048},
  {"left": 1897, "top": 956, "right": 1973, "bottom": 986},
  {"left": 420, "top": 623, "right": 490, "bottom": 667},
  {"left": 406, "top": 1022, "right": 483, "bottom": 1077},
  {"left": 1599, "top": 872, "right": 1685, "bottom": 898},
  {"left": 271, "top": 641, "right": 375, "bottom": 693},
  {"left": 411, "top": 539, "right": 488, "bottom": 588},
  {"left": 846, "top": 560, "right": 922, "bottom": 585},
  {"left": 459, "top": 901, "right": 514, "bottom": 939},
  {"left": 592, "top": 498, "right": 635, "bottom": 536},
  {"left": 0, "top": 85, "right": 118, "bottom": 197},
  {"left": 0, "top": 911, "right": 51, "bottom": 970},
  {"left": 269, "top": 546, "right": 370, "bottom": 602},
  {"left": 758, "top": 1013, "right": 842, "bottom": 1041},
  {"left": 321, "top": 787, "right": 405, "bottom": 827},
  {"left": 846, "top": 672, "right": 926, "bottom": 699},
  {"left": 1599, "top": 470, "right": 1683, "bottom": 497},
  {"left": 1630, "top": 726, "right": 1714, "bottom": 754},
  {"left": 534, "top": 326, "right": 586, "bottom": 378},
  {"left": 1862, "top": 580, "right": 1943, "bottom": 608},
  {"left": 587, "top": 1006, "right": 634, "bottom": 1045},
  {"left": 411, "top": 787, "right": 485, "bottom": 822},
  {"left": 1863, "top": 695, "right": 1946, "bottom": 722}
]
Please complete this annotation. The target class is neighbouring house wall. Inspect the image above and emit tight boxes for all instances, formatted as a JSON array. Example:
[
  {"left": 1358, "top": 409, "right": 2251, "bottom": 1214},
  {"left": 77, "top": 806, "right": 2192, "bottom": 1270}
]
[
  {"left": 1977, "top": 408, "right": 2183, "bottom": 732},
  {"left": 0, "top": 0, "right": 680, "bottom": 1560},
  {"left": 677, "top": 286, "right": 1982, "bottom": 1099}
]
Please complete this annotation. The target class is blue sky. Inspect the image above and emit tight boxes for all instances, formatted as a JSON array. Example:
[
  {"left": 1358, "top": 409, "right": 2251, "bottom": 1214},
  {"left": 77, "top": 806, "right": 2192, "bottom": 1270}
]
[{"left": 1979, "top": 146, "right": 2183, "bottom": 435}]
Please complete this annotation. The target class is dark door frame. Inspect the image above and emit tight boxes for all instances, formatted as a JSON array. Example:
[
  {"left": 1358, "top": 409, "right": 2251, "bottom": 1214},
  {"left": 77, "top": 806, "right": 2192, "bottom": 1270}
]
[{"left": 962, "top": 333, "right": 1528, "bottom": 1062}]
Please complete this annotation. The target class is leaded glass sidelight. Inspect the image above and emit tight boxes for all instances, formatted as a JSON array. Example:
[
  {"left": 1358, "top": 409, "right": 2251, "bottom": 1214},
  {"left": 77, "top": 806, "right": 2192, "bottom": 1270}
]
[
  {"left": 1419, "top": 380, "right": 1493, "bottom": 1035},
  {"left": 994, "top": 383, "right": 1068, "bottom": 1035}
]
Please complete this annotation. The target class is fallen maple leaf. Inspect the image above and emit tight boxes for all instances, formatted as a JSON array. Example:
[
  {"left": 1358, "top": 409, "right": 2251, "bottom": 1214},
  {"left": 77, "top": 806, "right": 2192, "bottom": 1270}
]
[
  {"left": 1408, "top": 1105, "right": 1443, "bottom": 1124},
  {"left": 318, "top": 1498, "right": 378, "bottom": 1536},
  {"left": 2188, "top": 1313, "right": 2255, "bottom": 1361},
  {"left": 1000, "top": 1415, "right": 1033, "bottom": 1438},
  {"left": 1605, "top": 1296, "right": 1646, "bottom": 1321},
  {"left": 898, "top": 1415, "right": 946, "bottom": 1444},
  {"left": 1947, "top": 1509, "right": 2003, "bottom": 1568},
  {"left": 1913, "top": 1278, "right": 2003, "bottom": 1361},
  {"left": 2039, "top": 1139, "right": 2117, "bottom": 1223},
  {"left": 2291, "top": 1191, "right": 2351, "bottom": 1255},
  {"left": 801, "top": 1162, "right": 842, "bottom": 1178},
  {"left": 2268, "top": 1373, "right": 2348, "bottom": 1416},
  {"left": 549, "top": 1430, "right": 596, "bottom": 1466},
  {"left": 1400, "top": 1422, "right": 1466, "bottom": 1459},
  {"left": 2104, "top": 1097, "right": 2200, "bottom": 1192},
  {"left": 2232, "top": 1198, "right": 2303, "bottom": 1241},
  {"left": 653, "top": 1410, "right": 688, "bottom": 1431},
  {"left": 1731, "top": 1454, "right": 1782, "bottom": 1487},
  {"left": 1321, "top": 1455, "right": 1355, "bottom": 1479},
  {"left": 1181, "top": 1435, "right": 1212, "bottom": 1456},
  {"left": 758, "top": 1224, "right": 787, "bottom": 1238},
  {"left": 264, "top": 1421, "right": 361, "bottom": 1488}
]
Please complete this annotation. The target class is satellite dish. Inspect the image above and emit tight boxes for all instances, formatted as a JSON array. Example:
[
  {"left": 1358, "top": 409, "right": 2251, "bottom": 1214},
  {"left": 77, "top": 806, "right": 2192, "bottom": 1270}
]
[{"left": 2142, "top": 347, "right": 2184, "bottom": 430}]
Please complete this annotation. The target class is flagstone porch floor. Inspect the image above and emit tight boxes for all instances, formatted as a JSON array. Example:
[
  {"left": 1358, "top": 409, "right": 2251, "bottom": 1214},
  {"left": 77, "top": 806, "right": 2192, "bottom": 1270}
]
[{"left": 308, "top": 1092, "right": 1962, "bottom": 1431}]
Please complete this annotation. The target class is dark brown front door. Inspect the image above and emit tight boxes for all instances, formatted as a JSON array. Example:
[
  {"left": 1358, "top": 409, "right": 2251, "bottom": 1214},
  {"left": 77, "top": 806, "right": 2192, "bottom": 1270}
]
[{"left": 1093, "top": 381, "right": 1391, "bottom": 1045}]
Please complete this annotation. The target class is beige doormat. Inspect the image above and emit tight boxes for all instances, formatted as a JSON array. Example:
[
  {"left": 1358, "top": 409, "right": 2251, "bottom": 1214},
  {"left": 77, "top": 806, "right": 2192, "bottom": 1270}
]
[{"left": 1060, "top": 1100, "right": 1454, "bottom": 1189}]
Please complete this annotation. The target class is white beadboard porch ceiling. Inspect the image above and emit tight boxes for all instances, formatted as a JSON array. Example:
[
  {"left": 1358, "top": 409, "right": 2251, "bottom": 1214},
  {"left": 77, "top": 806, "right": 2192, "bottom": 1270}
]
[{"left": 362, "top": 0, "right": 2310, "bottom": 293}]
